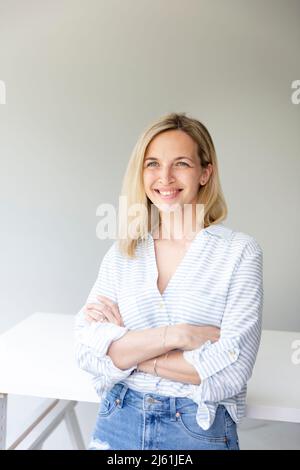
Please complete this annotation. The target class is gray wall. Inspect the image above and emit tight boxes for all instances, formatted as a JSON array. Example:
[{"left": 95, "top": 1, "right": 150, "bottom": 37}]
[{"left": 1, "top": 0, "right": 299, "bottom": 450}]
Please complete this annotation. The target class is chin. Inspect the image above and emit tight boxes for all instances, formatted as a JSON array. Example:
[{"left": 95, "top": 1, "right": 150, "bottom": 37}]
[{"left": 156, "top": 202, "right": 183, "bottom": 213}]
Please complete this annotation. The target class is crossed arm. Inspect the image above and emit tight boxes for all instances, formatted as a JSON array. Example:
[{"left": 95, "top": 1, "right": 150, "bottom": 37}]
[
  {"left": 105, "top": 325, "right": 201, "bottom": 386},
  {"left": 84, "top": 294, "right": 204, "bottom": 386},
  {"left": 136, "top": 349, "right": 201, "bottom": 385}
]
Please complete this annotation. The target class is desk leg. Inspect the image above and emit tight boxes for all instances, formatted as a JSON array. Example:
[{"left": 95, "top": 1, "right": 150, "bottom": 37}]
[
  {"left": 0, "top": 393, "right": 7, "bottom": 450},
  {"left": 0, "top": 397, "right": 85, "bottom": 450},
  {"left": 65, "top": 404, "right": 85, "bottom": 450}
]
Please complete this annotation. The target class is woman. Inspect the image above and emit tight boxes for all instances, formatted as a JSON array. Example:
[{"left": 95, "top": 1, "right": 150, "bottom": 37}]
[{"left": 74, "top": 112, "right": 263, "bottom": 450}]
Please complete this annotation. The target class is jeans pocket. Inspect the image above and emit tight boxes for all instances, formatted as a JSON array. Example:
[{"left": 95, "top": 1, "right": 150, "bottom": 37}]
[
  {"left": 225, "top": 435, "right": 240, "bottom": 450},
  {"left": 223, "top": 409, "right": 240, "bottom": 450},
  {"left": 178, "top": 412, "right": 227, "bottom": 444},
  {"left": 224, "top": 408, "right": 236, "bottom": 427}
]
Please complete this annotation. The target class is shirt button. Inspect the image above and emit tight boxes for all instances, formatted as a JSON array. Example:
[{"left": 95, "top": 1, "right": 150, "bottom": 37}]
[
  {"left": 175, "top": 412, "right": 180, "bottom": 418},
  {"left": 115, "top": 398, "right": 121, "bottom": 405},
  {"left": 229, "top": 350, "right": 236, "bottom": 359},
  {"left": 159, "top": 301, "right": 165, "bottom": 309}
]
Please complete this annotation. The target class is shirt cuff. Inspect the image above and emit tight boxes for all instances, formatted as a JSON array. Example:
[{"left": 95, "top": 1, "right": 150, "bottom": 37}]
[
  {"left": 77, "top": 321, "right": 131, "bottom": 357},
  {"left": 183, "top": 337, "right": 240, "bottom": 380},
  {"left": 91, "top": 355, "right": 136, "bottom": 398},
  {"left": 104, "top": 353, "right": 137, "bottom": 376}
]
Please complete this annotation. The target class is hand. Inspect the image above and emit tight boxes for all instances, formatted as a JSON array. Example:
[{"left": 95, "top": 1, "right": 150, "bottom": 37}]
[
  {"left": 175, "top": 323, "right": 220, "bottom": 351},
  {"left": 84, "top": 295, "right": 125, "bottom": 327}
]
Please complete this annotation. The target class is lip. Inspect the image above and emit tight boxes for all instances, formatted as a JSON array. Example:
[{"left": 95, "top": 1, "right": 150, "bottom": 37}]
[{"left": 153, "top": 189, "right": 183, "bottom": 200}]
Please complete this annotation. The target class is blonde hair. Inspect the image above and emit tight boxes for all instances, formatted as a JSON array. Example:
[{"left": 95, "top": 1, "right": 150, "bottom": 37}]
[{"left": 117, "top": 112, "right": 228, "bottom": 258}]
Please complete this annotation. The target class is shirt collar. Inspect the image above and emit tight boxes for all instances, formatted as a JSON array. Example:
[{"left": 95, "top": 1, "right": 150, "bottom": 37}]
[
  {"left": 147, "top": 222, "right": 232, "bottom": 241},
  {"left": 205, "top": 222, "right": 233, "bottom": 240}
]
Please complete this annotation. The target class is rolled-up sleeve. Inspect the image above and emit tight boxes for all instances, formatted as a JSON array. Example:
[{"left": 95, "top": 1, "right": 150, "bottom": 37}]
[
  {"left": 183, "top": 239, "right": 263, "bottom": 429},
  {"left": 74, "top": 244, "right": 136, "bottom": 397}
]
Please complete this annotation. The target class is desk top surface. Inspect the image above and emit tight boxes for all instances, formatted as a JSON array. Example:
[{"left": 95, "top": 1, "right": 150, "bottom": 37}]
[{"left": 0, "top": 313, "right": 299, "bottom": 420}]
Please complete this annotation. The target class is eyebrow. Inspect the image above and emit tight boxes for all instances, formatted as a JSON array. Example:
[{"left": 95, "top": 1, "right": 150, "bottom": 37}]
[{"left": 144, "top": 156, "right": 194, "bottom": 162}]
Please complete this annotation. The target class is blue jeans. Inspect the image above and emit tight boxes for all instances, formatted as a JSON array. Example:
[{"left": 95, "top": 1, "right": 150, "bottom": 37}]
[{"left": 88, "top": 382, "right": 240, "bottom": 450}]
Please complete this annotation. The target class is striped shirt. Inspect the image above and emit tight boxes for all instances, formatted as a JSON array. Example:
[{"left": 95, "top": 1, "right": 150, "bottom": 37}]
[{"left": 74, "top": 222, "right": 263, "bottom": 430}]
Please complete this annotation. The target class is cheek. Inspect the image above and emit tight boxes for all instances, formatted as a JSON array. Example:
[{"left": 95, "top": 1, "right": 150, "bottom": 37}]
[
  {"left": 182, "top": 173, "right": 201, "bottom": 190},
  {"left": 143, "top": 172, "right": 154, "bottom": 190}
]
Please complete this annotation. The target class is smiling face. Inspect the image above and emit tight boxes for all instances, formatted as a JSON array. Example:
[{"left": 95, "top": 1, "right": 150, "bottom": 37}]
[{"left": 143, "top": 129, "right": 212, "bottom": 212}]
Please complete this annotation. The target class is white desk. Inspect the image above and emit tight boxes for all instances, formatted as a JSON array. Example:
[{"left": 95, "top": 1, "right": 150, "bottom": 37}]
[
  {"left": 0, "top": 313, "right": 98, "bottom": 450},
  {"left": 0, "top": 313, "right": 299, "bottom": 450},
  {"left": 246, "top": 329, "right": 300, "bottom": 423}
]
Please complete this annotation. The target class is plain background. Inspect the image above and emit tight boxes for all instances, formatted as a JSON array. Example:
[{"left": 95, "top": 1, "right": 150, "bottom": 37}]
[{"left": 0, "top": 0, "right": 299, "bottom": 449}]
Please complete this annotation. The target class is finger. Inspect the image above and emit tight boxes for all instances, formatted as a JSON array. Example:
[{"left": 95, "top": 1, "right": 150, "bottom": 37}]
[
  {"left": 86, "top": 302, "right": 112, "bottom": 320},
  {"left": 85, "top": 309, "right": 105, "bottom": 323},
  {"left": 97, "top": 296, "right": 122, "bottom": 323},
  {"left": 86, "top": 302, "right": 116, "bottom": 321},
  {"left": 86, "top": 302, "right": 106, "bottom": 312},
  {"left": 97, "top": 295, "right": 123, "bottom": 324},
  {"left": 86, "top": 299, "right": 124, "bottom": 326},
  {"left": 85, "top": 313, "right": 94, "bottom": 324},
  {"left": 86, "top": 301, "right": 117, "bottom": 320},
  {"left": 85, "top": 312, "right": 97, "bottom": 323},
  {"left": 102, "top": 306, "right": 124, "bottom": 326},
  {"left": 85, "top": 304, "right": 105, "bottom": 318},
  {"left": 99, "top": 305, "right": 119, "bottom": 325},
  {"left": 84, "top": 303, "right": 107, "bottom": 321},
  {"left": 86, "top": 306, "right": 119, "bottom": 325}
]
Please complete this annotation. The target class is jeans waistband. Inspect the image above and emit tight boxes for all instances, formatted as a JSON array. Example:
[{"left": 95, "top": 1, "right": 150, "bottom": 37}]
[{"left": 106, "top": 382, "right": 199, "bottom": 421}]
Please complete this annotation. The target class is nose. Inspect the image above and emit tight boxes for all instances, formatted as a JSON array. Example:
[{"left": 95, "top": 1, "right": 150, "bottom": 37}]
[{"left": 157, "top": 165, "right": 176, "bottom": 184}]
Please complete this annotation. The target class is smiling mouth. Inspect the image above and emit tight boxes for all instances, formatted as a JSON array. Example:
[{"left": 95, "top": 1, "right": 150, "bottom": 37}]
[{"left": 153, "top": 189, "right": 183, "bottom": 199}]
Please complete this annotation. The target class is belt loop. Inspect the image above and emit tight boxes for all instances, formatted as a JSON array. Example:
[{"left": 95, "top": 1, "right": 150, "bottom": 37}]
[
  {"left": 170, "top": 397, "right": 177, "bottom": 421},
  {"left": 116, "top": 382, "right": 129, "bottom": 408}
]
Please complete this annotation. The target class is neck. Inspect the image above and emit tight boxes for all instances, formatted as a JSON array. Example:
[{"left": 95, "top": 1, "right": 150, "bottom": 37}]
[{"left": 154, "top": 203, "right": 204, "bottom": 241}]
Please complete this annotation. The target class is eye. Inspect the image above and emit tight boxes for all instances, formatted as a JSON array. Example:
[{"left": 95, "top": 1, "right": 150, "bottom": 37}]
[{"left": 145, "top": 161, "right": 190, "bottom": 168}]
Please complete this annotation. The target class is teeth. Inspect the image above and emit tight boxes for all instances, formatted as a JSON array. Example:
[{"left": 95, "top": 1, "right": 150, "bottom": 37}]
[{"left": 157, "top": 190, "right": 180, "bottom": 196}]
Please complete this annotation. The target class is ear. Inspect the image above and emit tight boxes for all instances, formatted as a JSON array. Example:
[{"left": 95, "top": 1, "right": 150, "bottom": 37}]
[{"left": 200, "top": 163, "right": 213, "bottom": 185}]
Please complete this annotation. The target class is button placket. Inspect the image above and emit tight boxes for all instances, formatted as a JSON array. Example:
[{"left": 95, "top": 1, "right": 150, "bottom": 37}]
[
  {"left": 228, "top": 349, "right": 237, "bottom": 360},
  {"left": 157, "top": 299, "right": 173, "bottom": 326}
]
